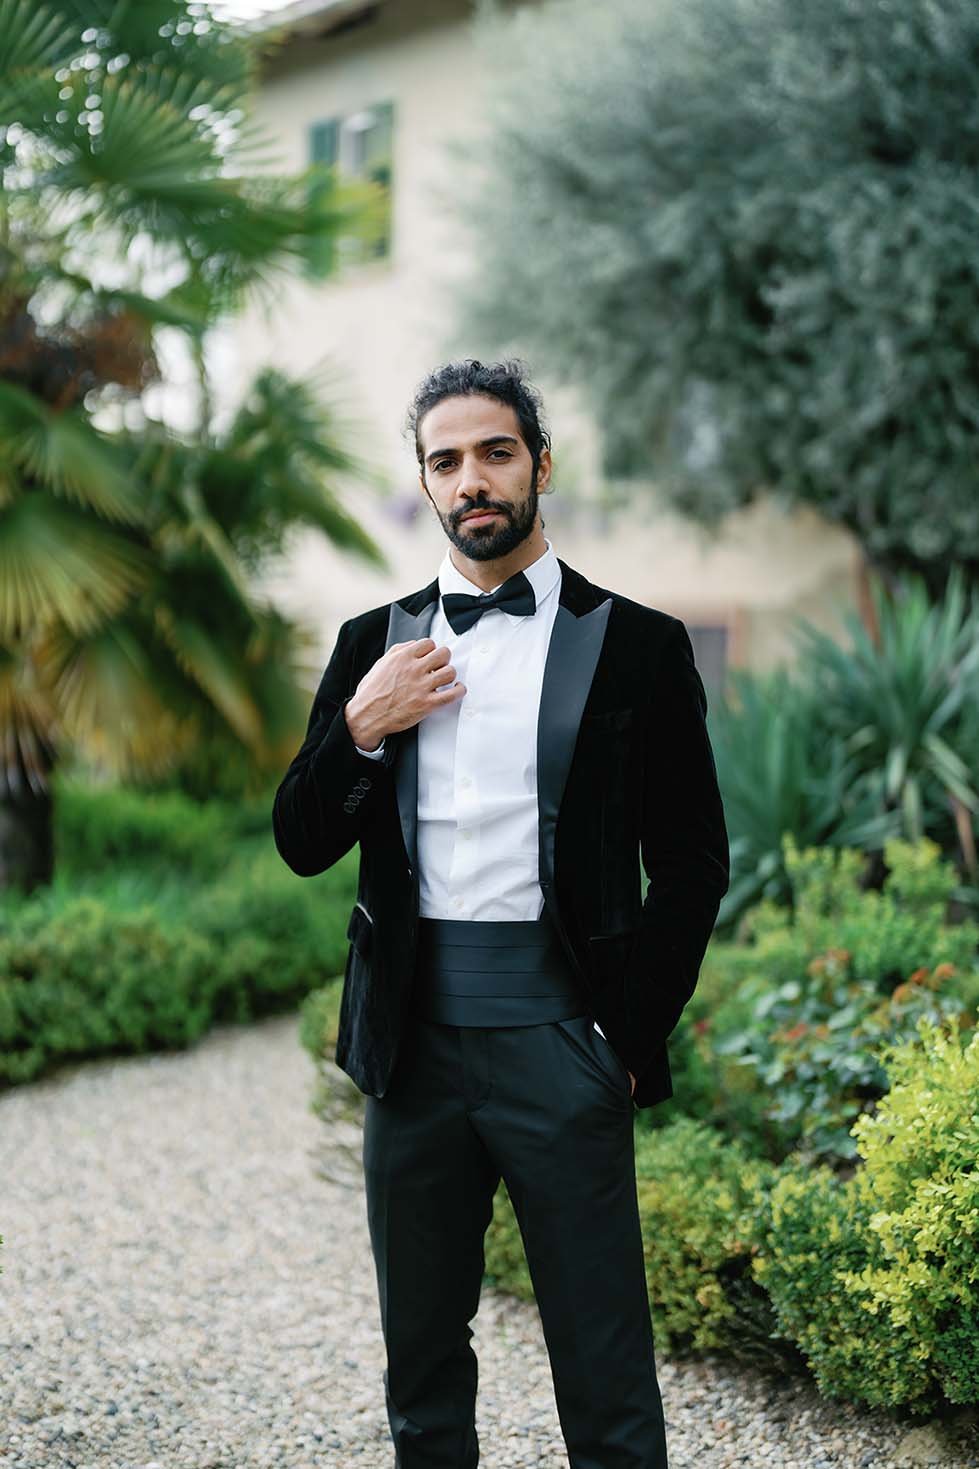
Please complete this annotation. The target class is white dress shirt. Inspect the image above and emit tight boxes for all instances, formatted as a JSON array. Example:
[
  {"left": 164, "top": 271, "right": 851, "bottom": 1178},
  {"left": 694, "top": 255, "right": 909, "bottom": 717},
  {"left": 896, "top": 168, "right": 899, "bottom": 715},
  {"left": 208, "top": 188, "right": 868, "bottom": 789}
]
[{"left": 354, "top": 537, "right": 609, "bottom": 1038}]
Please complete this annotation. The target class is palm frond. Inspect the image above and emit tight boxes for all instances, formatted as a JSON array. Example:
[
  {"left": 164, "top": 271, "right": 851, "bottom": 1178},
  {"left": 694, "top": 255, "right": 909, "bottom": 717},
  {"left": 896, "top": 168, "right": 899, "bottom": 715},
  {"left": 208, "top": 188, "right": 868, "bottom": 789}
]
[
  {"left": 0, "top": 495, "right": 150, "bottom": 639},
  {"left": 53, "top": 73, "right": 221, "bottom": 197},
  {"left": 0, "top": 382, "right": 146, "bottom": 522},
  {"left": 0, "top": 0, "right": 76, "bottom": 125},
  {"left": 38, "top": 614, "right": 196, "bottom": 776},
  {"left": 153, "top": 601, "right": 263, "bottom": 747},
  {"left": 177, "top": 477, "right": 258, "bottom": 607}
]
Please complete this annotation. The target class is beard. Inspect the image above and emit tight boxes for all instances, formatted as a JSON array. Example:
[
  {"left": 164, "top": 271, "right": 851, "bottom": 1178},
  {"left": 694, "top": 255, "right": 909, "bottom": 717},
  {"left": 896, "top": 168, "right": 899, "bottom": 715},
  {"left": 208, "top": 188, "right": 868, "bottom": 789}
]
[{"left": 440, "top": 475, "right": 540, "bottom": 562}]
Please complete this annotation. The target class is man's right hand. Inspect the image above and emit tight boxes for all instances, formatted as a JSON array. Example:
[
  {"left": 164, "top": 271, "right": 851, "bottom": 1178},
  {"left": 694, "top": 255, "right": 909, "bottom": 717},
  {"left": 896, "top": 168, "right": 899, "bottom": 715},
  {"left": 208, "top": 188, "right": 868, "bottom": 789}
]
[{"left": 344, "top": 639, "right": 467, "bottom": 751}]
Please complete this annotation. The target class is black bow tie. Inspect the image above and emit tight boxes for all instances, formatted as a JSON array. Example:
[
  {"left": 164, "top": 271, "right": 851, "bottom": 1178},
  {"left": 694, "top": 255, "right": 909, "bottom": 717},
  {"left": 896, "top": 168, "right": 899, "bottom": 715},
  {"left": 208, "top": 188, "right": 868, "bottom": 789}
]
[{"left": 441, "top": 569, "right": 537, "bottom": 636}]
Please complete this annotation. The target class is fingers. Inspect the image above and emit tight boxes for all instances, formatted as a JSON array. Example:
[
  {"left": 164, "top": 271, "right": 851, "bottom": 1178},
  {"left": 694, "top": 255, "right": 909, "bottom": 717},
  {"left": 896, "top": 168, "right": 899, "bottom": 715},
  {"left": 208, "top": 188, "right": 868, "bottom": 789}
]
[
  {"left": 411, "top": 637, "right": 450, "bottom": 666},
  {"left": 433, "top": 681, "right": 467, "bottom": 704},
  {"left": 392, "top": 639, "right": 465, "bottom": 712},
  {"left": 409, "top": 638, "right": 457, "bottom": 686}
]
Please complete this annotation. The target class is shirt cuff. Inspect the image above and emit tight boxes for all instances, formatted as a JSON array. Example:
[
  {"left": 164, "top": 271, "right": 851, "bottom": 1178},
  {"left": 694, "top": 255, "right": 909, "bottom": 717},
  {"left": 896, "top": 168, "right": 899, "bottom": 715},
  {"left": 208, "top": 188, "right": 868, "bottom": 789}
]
[{"left": 355, "top": 739, "right": 387, "bottom": 759}]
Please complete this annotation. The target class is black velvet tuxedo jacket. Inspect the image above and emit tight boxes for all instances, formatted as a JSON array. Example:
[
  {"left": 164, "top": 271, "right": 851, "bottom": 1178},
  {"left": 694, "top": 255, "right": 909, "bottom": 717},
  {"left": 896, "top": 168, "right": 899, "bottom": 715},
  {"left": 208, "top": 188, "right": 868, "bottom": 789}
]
[{"left": 272, "top": 556, "right": 729, "bottom": 1110}]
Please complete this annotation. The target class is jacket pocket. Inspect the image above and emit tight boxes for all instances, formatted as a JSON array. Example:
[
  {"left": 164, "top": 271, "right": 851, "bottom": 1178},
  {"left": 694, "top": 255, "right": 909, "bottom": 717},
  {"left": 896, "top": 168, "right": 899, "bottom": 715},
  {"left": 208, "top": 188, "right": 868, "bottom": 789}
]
[
  {"left": 345, "top": 900, "right": 374, "bottom": 958},
  {"left": 586, "top": 929, "right": 639, "bottom": 989}
]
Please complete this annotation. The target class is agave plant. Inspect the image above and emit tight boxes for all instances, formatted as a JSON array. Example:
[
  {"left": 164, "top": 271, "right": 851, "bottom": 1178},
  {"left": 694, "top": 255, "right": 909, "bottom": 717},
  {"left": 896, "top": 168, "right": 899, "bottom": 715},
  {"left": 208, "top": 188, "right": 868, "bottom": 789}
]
[
  {"left": 0, "top": 0, "right": 391, "bottom": 891},
  {"left": 710, "top": 665, "right": 896, "bottom": 930},
  {"left": 792, "top": 565, "right": 979, "bottom": 880}
]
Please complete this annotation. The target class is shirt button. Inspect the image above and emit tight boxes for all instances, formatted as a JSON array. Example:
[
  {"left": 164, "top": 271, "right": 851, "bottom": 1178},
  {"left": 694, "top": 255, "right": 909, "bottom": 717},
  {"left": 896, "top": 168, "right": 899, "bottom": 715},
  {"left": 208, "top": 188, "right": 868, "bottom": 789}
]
[
  {"left": 460, "top": 775, "right": 472, "bottom": 788},
  {"left": 461, "top": 830, "right": 473, "bottom": 841},
  {"left": 452, "top": 896, "right": 464, "bottom": 909}
]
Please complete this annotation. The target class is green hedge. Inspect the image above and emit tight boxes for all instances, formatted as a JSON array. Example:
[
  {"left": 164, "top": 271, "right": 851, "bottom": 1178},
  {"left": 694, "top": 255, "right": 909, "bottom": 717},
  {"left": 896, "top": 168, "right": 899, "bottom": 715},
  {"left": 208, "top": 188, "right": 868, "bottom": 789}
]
[
  {"left": 0, "top": 847, "right": 356, "bottom": 1087},
  {"left": 0, "top": 897, "right": 214, "bottom": 1082},
  {"left": 54, "top": 779, "right": 240, "bottom": 876}
]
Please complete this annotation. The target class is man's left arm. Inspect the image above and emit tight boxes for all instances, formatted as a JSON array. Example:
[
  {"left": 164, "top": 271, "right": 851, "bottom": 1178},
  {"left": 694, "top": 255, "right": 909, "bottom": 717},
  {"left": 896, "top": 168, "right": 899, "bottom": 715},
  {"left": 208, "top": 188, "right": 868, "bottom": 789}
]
[{"left": 613, "top": 617, "right": 730, "bottom": 1085}]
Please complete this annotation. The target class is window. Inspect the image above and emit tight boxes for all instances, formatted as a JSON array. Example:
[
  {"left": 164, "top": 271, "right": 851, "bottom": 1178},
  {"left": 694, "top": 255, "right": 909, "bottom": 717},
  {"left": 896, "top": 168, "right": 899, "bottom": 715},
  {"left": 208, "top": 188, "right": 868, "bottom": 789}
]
[
  {"left": 686, "top": 623, "right": 729, "bottom": 698},
  {"left": 306, "top": 101, "right": 394, "bottom": 277},
  {"left": 663, "top": 608, "right": 744, "bottom": 701}
]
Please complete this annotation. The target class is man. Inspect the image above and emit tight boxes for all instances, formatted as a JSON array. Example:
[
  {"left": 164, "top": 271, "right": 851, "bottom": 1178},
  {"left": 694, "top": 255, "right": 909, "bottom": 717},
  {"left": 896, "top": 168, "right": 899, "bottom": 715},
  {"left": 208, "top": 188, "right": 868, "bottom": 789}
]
[{"left": 273, "top": 358, "right": 729, "bottom": 1469}]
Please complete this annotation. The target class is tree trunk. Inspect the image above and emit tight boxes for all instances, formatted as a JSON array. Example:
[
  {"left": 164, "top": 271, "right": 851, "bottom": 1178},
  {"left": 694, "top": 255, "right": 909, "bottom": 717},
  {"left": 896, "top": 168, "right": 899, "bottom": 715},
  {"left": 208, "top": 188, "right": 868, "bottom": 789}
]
[{"left": 0, "top": 755, "right": 55, "bottom": 893}]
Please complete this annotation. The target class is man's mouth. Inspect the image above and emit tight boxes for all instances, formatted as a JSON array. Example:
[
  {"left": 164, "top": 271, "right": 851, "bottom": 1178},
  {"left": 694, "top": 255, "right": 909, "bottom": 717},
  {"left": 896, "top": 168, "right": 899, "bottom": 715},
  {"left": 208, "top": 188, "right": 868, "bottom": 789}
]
[{"left": 461, "top": 510, "right": 501, "bottom": 525}]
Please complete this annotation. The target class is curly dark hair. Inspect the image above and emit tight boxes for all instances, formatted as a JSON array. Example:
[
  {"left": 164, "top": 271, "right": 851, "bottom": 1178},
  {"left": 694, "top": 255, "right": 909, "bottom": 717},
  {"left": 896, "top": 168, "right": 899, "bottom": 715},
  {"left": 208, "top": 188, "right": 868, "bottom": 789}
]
[{"left": 404, "top": 357, "right": 551, "bottom": 488}]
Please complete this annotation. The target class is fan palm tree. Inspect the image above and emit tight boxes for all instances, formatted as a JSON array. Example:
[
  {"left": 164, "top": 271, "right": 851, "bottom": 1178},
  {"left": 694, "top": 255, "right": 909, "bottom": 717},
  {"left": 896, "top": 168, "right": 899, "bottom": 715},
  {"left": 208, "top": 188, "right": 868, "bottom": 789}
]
[{"left": 0, "top": 0, "right": 392, "bottom": 891}]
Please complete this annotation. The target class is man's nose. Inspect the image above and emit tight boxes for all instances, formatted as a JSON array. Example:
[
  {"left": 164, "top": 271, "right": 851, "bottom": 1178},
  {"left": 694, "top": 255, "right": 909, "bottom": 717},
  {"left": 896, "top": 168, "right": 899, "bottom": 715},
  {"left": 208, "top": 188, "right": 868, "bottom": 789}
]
[{"left": 455, "top": 456, "right": 491, "bottom": 501}]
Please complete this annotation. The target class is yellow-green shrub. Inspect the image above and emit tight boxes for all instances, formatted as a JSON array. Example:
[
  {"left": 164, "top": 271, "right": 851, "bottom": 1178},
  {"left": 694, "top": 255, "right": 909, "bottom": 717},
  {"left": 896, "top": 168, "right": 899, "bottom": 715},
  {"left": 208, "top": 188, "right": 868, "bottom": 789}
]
[
  {"left": 753, "top": 1016, "right": 979, "bottom": 1411},
  {"left": 632, "top": 1115, "right": 776, "bottom": 1355}
]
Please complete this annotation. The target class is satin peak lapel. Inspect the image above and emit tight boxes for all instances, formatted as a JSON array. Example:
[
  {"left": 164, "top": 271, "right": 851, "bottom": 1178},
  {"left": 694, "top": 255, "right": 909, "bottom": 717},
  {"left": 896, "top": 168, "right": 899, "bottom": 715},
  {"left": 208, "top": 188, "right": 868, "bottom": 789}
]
[
  {"left": 385, "top": 587, "right": 438, "bottom": 873},
  {"left": 536, "top": 593, "right": 613, "bottom": 894}
]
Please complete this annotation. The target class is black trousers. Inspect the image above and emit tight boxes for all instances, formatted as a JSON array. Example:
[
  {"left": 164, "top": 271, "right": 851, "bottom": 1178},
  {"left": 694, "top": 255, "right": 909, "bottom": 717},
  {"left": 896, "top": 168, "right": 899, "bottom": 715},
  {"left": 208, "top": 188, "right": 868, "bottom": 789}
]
[{"left": 361, "top": 1012, "right": 669, "bottom": 1468}]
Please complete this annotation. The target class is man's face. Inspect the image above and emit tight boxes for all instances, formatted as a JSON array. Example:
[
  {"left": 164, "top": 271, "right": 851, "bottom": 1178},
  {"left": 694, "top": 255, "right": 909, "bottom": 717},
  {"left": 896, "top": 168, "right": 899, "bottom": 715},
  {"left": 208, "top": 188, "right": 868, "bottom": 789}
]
[{"left": 418, "top": 394, "right": 551, "bottom": 562}]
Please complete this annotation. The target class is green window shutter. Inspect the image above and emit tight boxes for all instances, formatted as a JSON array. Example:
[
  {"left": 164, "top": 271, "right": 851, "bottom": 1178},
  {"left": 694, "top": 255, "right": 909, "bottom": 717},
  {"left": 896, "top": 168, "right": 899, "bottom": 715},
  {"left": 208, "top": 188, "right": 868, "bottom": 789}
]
[
  {"left": 363, "top": 100, "right": 394, "bottom": 259},
  {"left": 310, "top": 118, "right": 339, "bottom": 165},
  {"left": 307, "top": 118, "right": 340, "bottom": 278}
]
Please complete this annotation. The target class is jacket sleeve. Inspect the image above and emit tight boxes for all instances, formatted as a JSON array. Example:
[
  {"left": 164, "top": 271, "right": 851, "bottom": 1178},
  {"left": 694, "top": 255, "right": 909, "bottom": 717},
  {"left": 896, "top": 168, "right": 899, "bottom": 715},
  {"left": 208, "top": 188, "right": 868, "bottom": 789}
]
[
  {"left": 272, "top": 618, "right": 397, "bottom": 877},
  {"left": 613, "top": 618, "right": 730, "bottom": 1079}
]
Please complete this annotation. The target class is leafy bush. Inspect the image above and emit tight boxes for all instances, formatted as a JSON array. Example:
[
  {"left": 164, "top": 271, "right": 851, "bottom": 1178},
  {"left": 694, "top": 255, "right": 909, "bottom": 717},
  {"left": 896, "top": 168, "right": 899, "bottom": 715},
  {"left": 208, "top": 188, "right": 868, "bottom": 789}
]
[
  {"left": 0, "top": 845, "right": 357, "bottom": 1087},
  {"left": 298, "top": 977, "right": 343, "bottom": 1061},
  {"left": 54, "top": 779, "right": 237, "bottom": 877},
  {"left": 632, "top": 1117, "right": 781, "bottom": 1359},
  {"left": 186, "top": 855, "right": 352, "bottom": 1022},
  {"left": 752, "top": 1016, "right": 979, "bottom": 1412},
  {"left": 644, "top": 944, "right": 778, "bottom": 1152},
  {"left": 0, "top": 897, "right": 215, "bottom": 1083},
  {"left": 706, "top": 835, "right": 979, "bottom": 1163}
]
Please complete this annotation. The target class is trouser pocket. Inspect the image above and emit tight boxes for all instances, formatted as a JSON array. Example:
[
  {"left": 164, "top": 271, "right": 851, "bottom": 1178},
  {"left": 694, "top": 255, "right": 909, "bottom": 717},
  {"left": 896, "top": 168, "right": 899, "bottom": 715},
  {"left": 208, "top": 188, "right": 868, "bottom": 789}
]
[{"left": 555, "top": 1014, "right": 633, "bottom": 1101}]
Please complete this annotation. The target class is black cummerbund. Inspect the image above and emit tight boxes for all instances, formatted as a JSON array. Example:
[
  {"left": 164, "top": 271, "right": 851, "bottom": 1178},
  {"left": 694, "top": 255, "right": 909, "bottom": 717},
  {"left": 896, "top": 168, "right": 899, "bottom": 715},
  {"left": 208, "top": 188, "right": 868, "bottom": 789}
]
[{"left": 411, "top": 913, "right": 590, "bottom": 1027}]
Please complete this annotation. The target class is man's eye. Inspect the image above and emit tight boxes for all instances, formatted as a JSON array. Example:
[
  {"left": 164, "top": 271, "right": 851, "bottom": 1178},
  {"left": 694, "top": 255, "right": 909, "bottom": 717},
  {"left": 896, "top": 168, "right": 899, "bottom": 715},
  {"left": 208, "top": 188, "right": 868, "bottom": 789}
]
[{"left": 434, "top": 450, "right": 509, "bottom": 472}]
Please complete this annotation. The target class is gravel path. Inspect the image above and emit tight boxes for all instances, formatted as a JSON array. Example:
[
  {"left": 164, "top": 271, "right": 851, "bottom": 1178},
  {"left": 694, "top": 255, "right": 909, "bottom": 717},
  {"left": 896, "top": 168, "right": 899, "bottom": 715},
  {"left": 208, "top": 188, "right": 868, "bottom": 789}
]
[{"left": 2, "top": 1013, "right": 976, "bottom": 1469}]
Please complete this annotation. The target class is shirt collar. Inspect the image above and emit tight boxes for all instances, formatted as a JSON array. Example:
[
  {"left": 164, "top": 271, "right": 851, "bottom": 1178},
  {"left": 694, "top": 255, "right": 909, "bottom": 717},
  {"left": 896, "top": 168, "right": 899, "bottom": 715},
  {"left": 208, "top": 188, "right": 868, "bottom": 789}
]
[{"left": 437, "top": 537, "right": 560, "bottom": 621}]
